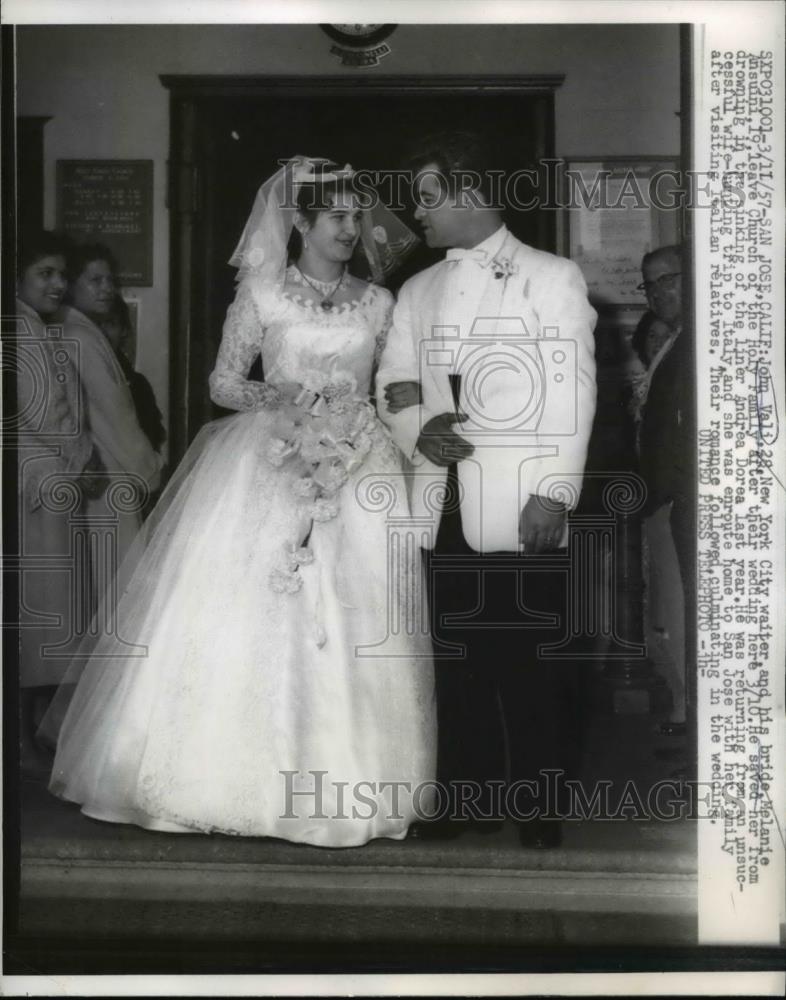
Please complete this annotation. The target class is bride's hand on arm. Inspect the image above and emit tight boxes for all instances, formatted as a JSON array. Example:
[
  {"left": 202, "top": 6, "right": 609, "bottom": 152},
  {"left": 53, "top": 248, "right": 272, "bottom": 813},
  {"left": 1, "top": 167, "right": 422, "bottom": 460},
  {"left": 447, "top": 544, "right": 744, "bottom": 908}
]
[{"left": 384, "top": 381, "right": 422, "bottom": 413}]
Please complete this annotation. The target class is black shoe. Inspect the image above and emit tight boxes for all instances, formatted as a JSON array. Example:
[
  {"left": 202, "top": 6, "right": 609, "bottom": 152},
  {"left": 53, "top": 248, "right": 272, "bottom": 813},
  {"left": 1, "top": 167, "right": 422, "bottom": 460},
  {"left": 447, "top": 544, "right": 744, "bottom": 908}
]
[
  {"left": 407, "top": 819, "right": 468, "bottom": 841},
  {"left": 517, "top": 819, "right": 563, "bottom": 849}
]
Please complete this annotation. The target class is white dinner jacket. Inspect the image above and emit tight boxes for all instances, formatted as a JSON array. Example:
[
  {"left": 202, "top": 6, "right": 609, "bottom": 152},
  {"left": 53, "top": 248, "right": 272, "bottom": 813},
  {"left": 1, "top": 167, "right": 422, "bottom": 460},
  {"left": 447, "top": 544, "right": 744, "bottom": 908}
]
[{"left": 376, "top": 230, "right": 597, "bottom": 552}]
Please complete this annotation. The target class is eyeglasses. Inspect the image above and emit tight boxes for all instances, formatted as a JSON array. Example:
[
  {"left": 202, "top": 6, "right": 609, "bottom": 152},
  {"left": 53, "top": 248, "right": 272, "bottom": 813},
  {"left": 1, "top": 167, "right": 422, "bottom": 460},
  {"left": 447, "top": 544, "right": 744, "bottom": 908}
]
[{"left": 637, "top": 272, "right": 681, "bottom": 293}]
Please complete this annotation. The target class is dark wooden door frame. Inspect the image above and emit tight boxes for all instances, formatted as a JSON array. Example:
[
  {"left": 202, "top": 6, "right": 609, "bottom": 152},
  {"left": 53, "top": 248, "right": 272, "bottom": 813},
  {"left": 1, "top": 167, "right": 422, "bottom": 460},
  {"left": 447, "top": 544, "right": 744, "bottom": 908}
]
[{"left": 160, "top": 74, "right": 564, "bottom": 465}]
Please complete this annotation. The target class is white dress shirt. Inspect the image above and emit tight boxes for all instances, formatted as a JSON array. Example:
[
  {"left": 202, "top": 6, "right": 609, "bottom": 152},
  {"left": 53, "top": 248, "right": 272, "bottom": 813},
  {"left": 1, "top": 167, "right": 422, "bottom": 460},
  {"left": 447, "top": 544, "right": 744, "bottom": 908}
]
[{"left": 439, "top": 224, "right": 510, "bottom": 373}]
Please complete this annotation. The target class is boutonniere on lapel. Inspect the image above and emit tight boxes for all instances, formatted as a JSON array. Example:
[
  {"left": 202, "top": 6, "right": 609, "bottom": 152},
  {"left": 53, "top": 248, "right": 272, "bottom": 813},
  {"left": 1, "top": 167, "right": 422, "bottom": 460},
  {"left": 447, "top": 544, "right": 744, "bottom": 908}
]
[{"left": 491, "top": 256, "right": 519, "bottom": 283}]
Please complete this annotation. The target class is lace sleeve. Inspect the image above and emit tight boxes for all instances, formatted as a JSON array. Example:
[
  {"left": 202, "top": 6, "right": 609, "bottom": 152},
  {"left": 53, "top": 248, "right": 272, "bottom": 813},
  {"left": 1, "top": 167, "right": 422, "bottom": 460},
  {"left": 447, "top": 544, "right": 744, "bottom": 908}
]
[
  {"left": 208, "top": 282, "right": 280, "bottom": 411},
  {"left": 371, "top": 286, "right": 395, "bottom": 368}
]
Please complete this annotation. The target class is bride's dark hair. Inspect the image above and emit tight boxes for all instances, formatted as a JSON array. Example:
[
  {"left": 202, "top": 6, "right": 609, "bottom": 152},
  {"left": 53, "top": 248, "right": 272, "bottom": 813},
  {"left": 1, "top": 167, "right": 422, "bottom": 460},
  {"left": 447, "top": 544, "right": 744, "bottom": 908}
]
[{"left": 286, "top": 166, "right": 357, "bottom": 262}]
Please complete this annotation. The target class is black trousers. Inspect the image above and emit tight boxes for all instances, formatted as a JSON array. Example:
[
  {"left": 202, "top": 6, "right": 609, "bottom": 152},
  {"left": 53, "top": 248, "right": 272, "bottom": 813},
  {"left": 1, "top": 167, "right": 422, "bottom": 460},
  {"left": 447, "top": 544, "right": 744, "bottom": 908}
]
[{"left": 424, "top": 461, "right": 583, "bottom": 822}]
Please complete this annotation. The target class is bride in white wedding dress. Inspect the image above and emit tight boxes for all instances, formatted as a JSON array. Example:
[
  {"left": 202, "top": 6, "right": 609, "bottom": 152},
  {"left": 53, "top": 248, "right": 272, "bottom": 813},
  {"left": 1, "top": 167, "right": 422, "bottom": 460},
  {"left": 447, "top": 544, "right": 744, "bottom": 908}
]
[{"left": 48, "top": 157, "right": 436, "bottom": 846}]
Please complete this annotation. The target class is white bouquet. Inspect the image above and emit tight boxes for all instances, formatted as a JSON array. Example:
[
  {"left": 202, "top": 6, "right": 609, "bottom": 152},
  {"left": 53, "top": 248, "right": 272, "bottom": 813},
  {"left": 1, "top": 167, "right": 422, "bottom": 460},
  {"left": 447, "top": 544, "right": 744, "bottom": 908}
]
[{"left": 264, "top": 374, "right": 379, "bottom": 595}]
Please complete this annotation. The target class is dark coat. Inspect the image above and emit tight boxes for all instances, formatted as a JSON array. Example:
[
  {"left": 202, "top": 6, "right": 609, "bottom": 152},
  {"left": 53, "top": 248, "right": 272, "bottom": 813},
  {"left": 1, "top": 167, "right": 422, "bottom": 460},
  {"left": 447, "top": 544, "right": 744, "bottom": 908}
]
[{"left": 638, "top": 327, "right": 692, "bottom": 516}]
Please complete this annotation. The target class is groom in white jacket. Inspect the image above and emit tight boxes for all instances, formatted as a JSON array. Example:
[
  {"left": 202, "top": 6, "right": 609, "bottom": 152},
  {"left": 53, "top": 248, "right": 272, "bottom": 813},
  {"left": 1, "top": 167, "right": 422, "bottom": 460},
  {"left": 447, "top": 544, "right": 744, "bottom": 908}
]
[{"left": 376, "top": 133, "right": 597, "bottom": 847}]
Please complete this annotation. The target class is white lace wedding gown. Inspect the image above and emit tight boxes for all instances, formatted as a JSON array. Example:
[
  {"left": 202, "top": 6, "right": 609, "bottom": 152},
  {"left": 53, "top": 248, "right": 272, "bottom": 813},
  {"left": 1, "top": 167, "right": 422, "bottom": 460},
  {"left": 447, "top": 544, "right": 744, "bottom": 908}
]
[{"left": 49, "top": 270, "right": 436, "bottom": 846}]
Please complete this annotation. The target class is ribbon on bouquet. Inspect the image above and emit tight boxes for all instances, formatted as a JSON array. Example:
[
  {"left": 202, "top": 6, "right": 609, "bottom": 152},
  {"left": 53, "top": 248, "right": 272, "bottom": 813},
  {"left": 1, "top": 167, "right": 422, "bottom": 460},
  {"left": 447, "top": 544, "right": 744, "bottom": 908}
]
[{"left": 294, "top": 386, "right": 328, "bottom": 417}]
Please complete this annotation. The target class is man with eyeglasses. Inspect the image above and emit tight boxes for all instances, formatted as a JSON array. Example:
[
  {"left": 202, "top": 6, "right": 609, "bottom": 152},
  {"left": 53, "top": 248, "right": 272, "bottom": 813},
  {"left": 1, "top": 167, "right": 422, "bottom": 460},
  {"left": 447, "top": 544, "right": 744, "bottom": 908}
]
[
  {"left": 637, "top": 249, "right": 682, "bottom": 326},
  {"left": 634, "top": 244, "right": 690, "bottom": 744}
]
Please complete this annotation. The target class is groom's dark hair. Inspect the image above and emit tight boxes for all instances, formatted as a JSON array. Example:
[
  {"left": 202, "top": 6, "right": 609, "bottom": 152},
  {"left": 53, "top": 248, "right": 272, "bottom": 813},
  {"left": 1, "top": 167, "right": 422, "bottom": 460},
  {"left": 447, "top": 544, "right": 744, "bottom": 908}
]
[{"left": 405, "top": 131, "right": 502, "bottom": 208}]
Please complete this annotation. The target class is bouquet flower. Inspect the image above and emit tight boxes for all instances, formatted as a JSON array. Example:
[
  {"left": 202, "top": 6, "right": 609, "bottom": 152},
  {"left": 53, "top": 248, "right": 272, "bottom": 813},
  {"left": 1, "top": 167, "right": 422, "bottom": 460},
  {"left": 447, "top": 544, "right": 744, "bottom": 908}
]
[{"left": 265, "top": 373, "right": 378, "bottom": 594}]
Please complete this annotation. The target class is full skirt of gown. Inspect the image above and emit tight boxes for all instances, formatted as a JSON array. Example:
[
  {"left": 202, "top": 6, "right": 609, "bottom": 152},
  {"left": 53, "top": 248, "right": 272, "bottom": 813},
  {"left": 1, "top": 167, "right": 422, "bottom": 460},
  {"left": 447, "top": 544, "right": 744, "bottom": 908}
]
[{"left": 49, "top": 408, "right": 436, "bottom": 846}]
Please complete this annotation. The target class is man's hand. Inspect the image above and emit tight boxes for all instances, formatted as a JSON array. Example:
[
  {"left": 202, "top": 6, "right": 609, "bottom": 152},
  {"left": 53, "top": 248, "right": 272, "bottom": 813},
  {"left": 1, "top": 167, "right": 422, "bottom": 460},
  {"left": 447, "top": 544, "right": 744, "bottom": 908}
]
[
  {"left": 519, "top": 494, "right": 567, "bottom": 553},
  {"left": 384, "top": 380, "right": 422, "bottom": 414},
  {"left": 416, "top": 412, "right": 474, "bottom": 467}
]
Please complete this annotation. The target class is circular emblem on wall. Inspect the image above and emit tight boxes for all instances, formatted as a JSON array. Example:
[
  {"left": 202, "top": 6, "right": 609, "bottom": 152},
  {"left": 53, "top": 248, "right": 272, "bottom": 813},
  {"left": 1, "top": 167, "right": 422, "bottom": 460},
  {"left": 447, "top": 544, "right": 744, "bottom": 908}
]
[
  {"left": 320, "top": 25, "right": 397, "bottom": 66},
  {"left": 320, "top": 24, "right": 397, "bottom": 47}
]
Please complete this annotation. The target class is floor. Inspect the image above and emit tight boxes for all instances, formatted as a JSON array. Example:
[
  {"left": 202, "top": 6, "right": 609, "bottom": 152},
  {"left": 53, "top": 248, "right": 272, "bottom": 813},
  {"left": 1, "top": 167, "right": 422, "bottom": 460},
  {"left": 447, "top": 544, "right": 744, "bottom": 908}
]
[
  {"left": 19, "top": 710, "right": 694, "bottom": 862},
  {"left": 9, "top": 702, "right": 697, "bottom": 973}
]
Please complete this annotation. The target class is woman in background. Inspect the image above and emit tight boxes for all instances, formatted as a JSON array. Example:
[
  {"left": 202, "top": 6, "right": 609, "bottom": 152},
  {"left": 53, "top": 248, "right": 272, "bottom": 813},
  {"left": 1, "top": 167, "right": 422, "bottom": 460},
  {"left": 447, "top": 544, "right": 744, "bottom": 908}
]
[
  {"left": 14, "top": 231, "right": 96, "bottom": 772},
  {"left": 99, "top": 293, "right": 167, "bottom": 515},
  {"left": 63, "top": 244, "right": 162, "bottom": 587},
  {"left": 101, "top": 294, "right": 166, "bottom": 458}
]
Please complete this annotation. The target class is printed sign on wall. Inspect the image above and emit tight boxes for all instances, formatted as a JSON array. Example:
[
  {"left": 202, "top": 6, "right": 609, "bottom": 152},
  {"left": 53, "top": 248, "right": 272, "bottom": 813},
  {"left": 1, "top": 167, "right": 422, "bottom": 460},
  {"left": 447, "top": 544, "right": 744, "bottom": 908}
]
[{"left": 56, "top": 160, "right": 154, "bottom": 286}]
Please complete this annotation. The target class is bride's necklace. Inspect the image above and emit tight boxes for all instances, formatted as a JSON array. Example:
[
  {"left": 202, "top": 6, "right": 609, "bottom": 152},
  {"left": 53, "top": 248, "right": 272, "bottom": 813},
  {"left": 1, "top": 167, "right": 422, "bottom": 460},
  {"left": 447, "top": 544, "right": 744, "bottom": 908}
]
[{"left": 294, "top": 264, "right": 347, "bottom": 312}]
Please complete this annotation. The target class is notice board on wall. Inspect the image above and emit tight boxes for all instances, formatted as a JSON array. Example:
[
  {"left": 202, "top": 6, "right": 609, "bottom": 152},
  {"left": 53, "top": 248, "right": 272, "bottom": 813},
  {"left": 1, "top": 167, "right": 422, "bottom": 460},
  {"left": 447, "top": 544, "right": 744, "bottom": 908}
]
[
  {"left": 563, "top": 157, "right": 681, "bottom": 313},
  {"left": 56, "top": 160, "right": 154, "bottom": 286}
]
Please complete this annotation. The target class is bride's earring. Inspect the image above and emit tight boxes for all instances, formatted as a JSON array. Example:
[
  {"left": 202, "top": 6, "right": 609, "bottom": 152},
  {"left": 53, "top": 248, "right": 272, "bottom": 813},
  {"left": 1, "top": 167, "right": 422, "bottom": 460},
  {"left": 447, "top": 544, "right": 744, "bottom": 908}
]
[{"left": 303, "top": 235, "right": 309, "bottom": 249}]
